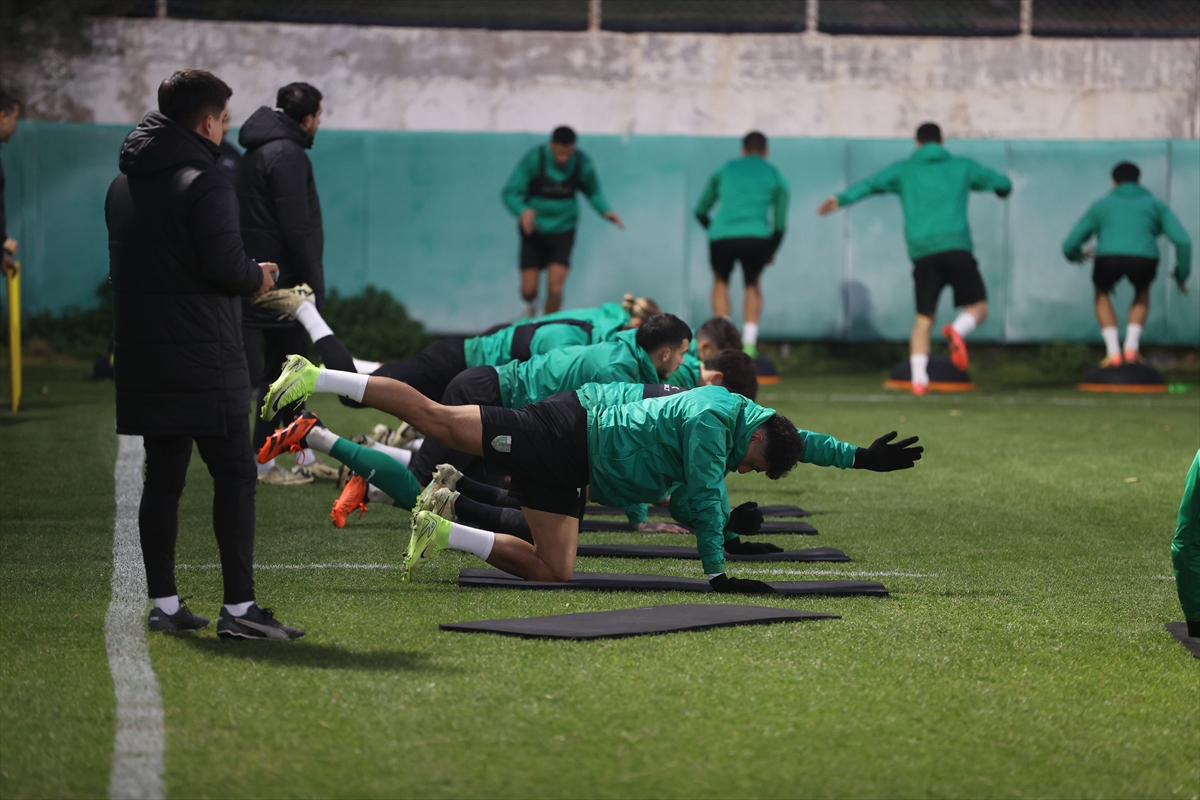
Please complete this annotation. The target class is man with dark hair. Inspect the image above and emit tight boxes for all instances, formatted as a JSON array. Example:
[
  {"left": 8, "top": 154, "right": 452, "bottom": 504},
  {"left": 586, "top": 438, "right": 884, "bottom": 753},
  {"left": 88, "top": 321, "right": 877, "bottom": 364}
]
[
  {"left": 0, "top": 90, "right": 20, "bottom": 278},
  {"left": 668, "top": 316, "right": 746, "bottom": 389},
  {"left": 105, "top": 69, "right": 302, "bottom": 639},
  {"left": 502, "top": 125, "right": 624, "bottom": 317},
  {"left": 695, "top": 131, "right": 790, "bottom": 357},
  {"left": 1062, "top": 160, "right": 1191, "bottom": 366},
  {"left": 819, "top": 121, "right": 1012, "bottom": 395},
  {"left": 237, "top": 82, "right": 329, "bottom": 485}
]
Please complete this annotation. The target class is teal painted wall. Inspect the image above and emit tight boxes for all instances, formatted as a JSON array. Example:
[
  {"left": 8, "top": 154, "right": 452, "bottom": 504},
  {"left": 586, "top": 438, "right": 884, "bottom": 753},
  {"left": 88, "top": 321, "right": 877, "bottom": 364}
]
[{"left": 3, "top": 122, "right": 1197, "bottom": 344}]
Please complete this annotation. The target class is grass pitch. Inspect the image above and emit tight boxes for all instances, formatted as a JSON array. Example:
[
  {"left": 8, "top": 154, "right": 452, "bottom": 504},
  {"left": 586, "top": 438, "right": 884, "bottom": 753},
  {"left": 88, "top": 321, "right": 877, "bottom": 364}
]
[{"left": 1, "top": 365, "right": 1198, "bottom": 799}]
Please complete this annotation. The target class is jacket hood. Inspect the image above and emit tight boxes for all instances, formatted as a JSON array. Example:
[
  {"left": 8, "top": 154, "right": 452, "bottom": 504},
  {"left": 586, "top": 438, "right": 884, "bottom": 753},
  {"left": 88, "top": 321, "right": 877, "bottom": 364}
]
[
  {"left": 617, "top": 327, "right": 663, "bottom": 382},
  {"left": 239, "top": 106, "right": 312, "bottom": 150},
  {"left": 119, "top": 112, "right": 220, "bottom": 177},
  {"left": 728, "top": 396, "right": 776, "bottom": 472},
  {"left": 912, "top": 143, "right": 951, "bottom": 163},
  {"left": 1113, "top": 183, "right": 1150, "bottom": 197}
]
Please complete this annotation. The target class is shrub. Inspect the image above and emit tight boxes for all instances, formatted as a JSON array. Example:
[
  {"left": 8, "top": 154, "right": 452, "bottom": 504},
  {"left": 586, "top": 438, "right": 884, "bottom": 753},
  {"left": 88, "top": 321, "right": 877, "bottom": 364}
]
[{"left": 319, "top": 286, "right": 433, "bottom": 363}]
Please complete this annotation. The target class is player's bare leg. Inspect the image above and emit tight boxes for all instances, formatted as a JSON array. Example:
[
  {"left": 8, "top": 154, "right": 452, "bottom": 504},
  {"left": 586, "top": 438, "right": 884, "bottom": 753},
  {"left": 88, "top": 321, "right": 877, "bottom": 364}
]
[
  {"left": 545, "top": 263, "right": 569, "bottom": 314},
  {"left": 711, "top": 278, "right": 731, "bottom": 318}
]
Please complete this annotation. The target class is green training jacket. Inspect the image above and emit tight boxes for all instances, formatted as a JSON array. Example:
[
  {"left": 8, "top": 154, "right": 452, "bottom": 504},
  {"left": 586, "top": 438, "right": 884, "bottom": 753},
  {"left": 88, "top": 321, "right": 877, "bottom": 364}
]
[
  {"left": 501, "top": 145, "right": 612, "bottom": 235},
  {"left": 1172, "top": 449, "right": 1200, "bottom": 621},
  {"left": 836, "top": 143, "right": 1011, "bottom": 261},
  {"left": 495, "top": 328, "right": 659, "bottom": 409},
  {"left": 694, "top": 155, "right": 790, "bottom": 241},
  {"left": 463, "top": 302, "right": 632, "bottom": 369},
  {"left": 1062, "top": 183, "right": 1193, "bottom": 283},
  {"left": 667, "top": 339, "right": 701, "bottom": 389},
  {"left": 581, "top": 384, "right": 775, "bottom": 575}
]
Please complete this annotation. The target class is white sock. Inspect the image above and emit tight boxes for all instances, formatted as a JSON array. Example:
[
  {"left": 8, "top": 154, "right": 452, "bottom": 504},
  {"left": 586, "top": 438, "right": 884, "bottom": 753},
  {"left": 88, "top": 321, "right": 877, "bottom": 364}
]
[
  {"left": 1101, "top": 326, "right": 1120, "bottom": 357},
  {"left": 294, "top": 447, "right": 318, "bottom": 466},
  {"left": 368, "top": 440, "right": 412, "bottom": 465},
  {"left": 154, "top": 595, "right": 180, "bottom": 615},
  {"left": 352, "top": 358, "right": 382, "bottom": 373},
  {"left": 224, "top": 600, "right": 254, "bottom": 617},
  {"left": 366, "top": 484, "right": 395, "bottom": 505},
  {"left": 314, "top": 369, "right": 368, "bottom": 403},
  {"left": 910, "top": 354, "right": 930, "bottom": 386},
  {"left": 257, "top": 458, "right": 276, "bottom": 476},
  {"left": 294, "top": 301, "right": 334, "bottom": 342},
  {"left": 742, "top": 322, "right": 759, "bottom": 346},
  {"left": 525, "top": 298, "right": 538, "bottom": 317},
  {"left": 447, "top": 520, "right": 495, "bottom": 560},
  {"left": 404, "top": 437, "right": 425, "bottom": 452},
  {"left": 1123, "top": 324, "right": 1142, "bottom": 354},
  {"left": 304, "top": 425, "right": 339, "bottom": 454},
  {"left": 951, "top": 311, "right": 977, "bottom": 337}
]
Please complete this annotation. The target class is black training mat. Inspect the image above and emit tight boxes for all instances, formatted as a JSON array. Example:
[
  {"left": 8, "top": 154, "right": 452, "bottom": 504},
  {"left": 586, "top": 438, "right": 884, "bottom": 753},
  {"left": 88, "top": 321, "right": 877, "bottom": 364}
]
[
  {"left": 458, "top": 569, "right": 888, "bottom": 597},
  {"left": 1165, "top": 622, "right": 1200, "bottom": 659},
  {"left": 576, "top": 544, "right": 850, "bottom": 562},
  {"left": 440, "top": 604, "right": 839, "bottom": 640},
  {"left": 578, "top": 519, "right": 818, "bottom": 535},
  {"left": 588, "top": 504, "right": 809, "bottom": 518}
]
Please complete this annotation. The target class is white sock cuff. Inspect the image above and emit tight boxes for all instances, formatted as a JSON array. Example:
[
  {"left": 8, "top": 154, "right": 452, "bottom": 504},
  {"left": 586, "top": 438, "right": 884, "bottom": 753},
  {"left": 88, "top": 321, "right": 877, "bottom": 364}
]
[
  {"left": 369, "top": 440, "right": 412, "bottom": 465},
  {"left": 295, "top": 301, "right": 334, "bottom": 342},
  {"left": 153, "top": 595, "right": 180, "bottom": 614},
  {"left": 257, "top": 458, "right": 276, "bottom": 476},
  {"left": 1101, "top": 326, "right": 1120, "bottom": 356},
  {"left": 304, "top": 425, "right": 339, "bottom": 454},
  {"left": 952, "top": 311, "right": 977, "bottom": 337},
  {"left": 1124, "top": 324, "right": 1143, "bottom": 353},
  {"left": 447, "top": 521, "right": 496, "bottom": 560},
  {"left": 910, "top": 353, "right": 930, "bottom": 385},
  {"left": 742, "top": 322, "right": 759, "bottom": 345},
  {"left": 366, "top": 484, "right": 395, "bottom": 505},
  {"left": 314, "top": 369, "right": 369, "bottom": 403},
  {"left": 224, "top": 600, "right": 254, "bottom": 617}
]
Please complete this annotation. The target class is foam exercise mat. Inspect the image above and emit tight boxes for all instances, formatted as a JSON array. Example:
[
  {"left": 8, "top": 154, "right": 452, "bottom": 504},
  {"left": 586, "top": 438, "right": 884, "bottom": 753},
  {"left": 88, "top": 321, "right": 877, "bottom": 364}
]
[
  {"left": 1165, "top": 622, "right": 1200, "bottom": 658},
  {"left": 578, "top": 519, "right": 818, "bottom": 534},
  {"left": 884, "top": 355, "right": 975, "bottom": 392},
  {"left": 458, "top": 569, "right": 888, "bottom": 597},
  {"left": 440, "top": 604, "right": 838, "bottom": 640},
  {"left": 589, "top": 504, "right": 810, "bottom": 518},
  {"left": 576, "top": 544, "right": 850, "bottom": 562},
  {"left": 1078, "top": 363, "right": 1167, "bottom": 393}
]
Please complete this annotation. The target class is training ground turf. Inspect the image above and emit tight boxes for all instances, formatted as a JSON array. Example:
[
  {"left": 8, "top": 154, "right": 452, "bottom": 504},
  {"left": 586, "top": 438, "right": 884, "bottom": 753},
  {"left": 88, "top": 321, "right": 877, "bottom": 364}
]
[{"left": 1, "top": 366, "right": 1198, "bottom": 799}]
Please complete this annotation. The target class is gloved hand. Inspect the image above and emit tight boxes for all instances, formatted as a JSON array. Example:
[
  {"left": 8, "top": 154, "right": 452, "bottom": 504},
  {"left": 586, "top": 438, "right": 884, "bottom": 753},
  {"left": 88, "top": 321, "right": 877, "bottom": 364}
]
[
  {"left": 709, "top": 573, "right": 776, "bottom": 594},
  {"left": 725, "top": 501, "right": 764, "bottom": 536},
  {"left": 724, "top": 537, "right": 783, "bottom": 555},
  {"left": 695, "top": 212, "right": 711, "bottom": 229},
  {"left": 853, "top": 431, "right": 923, "bottom": 472}
]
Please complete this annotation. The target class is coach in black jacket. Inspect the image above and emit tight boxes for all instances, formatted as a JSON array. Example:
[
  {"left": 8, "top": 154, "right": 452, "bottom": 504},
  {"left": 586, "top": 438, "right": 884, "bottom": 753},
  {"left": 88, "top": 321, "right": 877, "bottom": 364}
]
[
  {"left": 237, "top": 82, "right": 329, "bottom": 482},
  {"left": 106, "top": 69, "right": 302, "bottom": 639}
]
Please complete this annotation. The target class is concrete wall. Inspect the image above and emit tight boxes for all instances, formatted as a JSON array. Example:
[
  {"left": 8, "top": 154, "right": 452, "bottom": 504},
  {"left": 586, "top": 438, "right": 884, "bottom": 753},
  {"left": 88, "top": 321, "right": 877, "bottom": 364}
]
[{"left": 4, "top": 18, "right": 1198, "bottom": 139}]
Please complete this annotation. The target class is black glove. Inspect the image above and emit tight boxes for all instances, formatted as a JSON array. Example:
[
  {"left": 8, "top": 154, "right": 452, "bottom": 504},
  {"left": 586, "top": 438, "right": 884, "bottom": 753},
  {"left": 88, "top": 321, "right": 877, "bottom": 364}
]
[
  {"left": 695, "top": 212, "right": 711, "bottom": 229},
  {"left": 709, "top": 573, "right": 777, "bottom": 594},
  {"left": 725, "top": 537, "right": 784, "bottom": 555},
  {"left": 853, "top": 431, "right": 923, "bottom": 472},
  {"left": 725, "top": 501, "right": 764, "bottom": 536}
]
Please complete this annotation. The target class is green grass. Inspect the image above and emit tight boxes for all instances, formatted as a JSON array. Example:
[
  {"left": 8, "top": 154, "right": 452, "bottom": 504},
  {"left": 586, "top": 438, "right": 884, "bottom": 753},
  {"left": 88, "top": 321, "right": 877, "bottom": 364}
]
[{"left": 2, "top": 366, "right": 1198, "bottom": 799}]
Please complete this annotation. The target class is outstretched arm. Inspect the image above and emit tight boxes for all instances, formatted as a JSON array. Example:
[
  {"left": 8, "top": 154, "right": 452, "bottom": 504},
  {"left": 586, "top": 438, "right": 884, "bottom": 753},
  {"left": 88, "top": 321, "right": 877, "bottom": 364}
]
[
  {"left": 1159, "top": 202, "right": 1193, "bottom": 287},
  {"left": 1062, "top": 207, "right": 1099, "bottom": 263}
]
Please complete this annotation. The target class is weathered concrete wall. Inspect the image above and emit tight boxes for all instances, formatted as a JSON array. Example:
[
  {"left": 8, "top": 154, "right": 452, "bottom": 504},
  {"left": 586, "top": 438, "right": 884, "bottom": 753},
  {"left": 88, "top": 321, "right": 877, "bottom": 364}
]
[{"left": 5, "top": 18, "right": 1198, "bottom": 138}]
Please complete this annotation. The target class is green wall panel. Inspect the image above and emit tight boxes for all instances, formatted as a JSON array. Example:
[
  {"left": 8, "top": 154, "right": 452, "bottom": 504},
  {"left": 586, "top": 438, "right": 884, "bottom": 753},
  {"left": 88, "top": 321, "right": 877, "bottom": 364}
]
[{"left": 2, "top": 121, "right": 1197, "bottom": 345}]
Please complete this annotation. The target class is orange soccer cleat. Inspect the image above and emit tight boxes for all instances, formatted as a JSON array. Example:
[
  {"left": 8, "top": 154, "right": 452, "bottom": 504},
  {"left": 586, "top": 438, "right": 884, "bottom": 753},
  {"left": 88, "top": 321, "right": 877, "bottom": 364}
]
[
  {"left": 257, "top": 411, "right": 321, "bottom": 464},
  {"left": 1122, "top": 349, "right": 1143, "bottom": 364},
  {"left": 942, "top": 324, "right": 969, "bottom": 372},
  {"left": 331, "top": 475, "right": 369, "bottom": 528},
  {"left": 911, "top": 381, "right": 929, "bottom": 397},
  {"left": 1100, "top": 353, "right": 1124, "bottom": 368}
]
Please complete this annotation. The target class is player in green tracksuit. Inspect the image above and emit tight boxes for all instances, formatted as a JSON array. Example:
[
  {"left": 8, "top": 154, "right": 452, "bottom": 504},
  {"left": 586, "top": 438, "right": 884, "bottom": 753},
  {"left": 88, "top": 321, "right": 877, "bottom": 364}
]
[
  {"left": 1062, "top": 161, "right": 1192, "bottom": 367},
  {"left": 1173, "top": 450, "right": 1200, "bottom": 638},
  {"left": 667, "top": 317, "right": 745, "bottom": 390},
  {"left": 694, "top": 132, "right": 790, "bottom": 356},
  {"left": 819, "top": 122, "right": 1011, "bottom": 395},
  {"left": 502, "top": 126, "right": 624, "bottom": 316}
]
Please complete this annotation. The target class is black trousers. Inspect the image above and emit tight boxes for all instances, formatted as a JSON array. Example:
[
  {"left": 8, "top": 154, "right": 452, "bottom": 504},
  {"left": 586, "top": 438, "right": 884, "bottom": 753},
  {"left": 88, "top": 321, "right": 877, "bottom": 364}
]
[
  {"left": 139, "top": 413, "right": 257, "bottom": 604},
  {"left": 408, "top": 365, "right": 503, "bottom": 481},
  {"left": 245, "top": 323, "right": 309, "bottom": 450}
]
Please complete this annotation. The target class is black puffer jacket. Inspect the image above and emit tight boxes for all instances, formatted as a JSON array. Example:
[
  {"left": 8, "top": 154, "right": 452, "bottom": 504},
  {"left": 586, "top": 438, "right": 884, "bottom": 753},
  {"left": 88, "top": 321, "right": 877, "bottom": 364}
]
[
  {"left": 106, "top": 112, "right": 263, "bottom": 437},
  {"left": 238, "top": 107, "right": 324, "bottom": 326}
]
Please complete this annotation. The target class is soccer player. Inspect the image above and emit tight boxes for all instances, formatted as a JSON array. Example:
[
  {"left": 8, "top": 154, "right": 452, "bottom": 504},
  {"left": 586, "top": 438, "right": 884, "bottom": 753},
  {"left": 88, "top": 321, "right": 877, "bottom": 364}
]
[
  {"left": 667, "top": 316, "right": 745, "bottom": 389},
  {"left": 694, "top": 131, "right": 789, "bottom": 357},
  {"left": 1062, "top": 161, "right": 1192, "bottom": 366},
  {"left": 502, "top": 126, "right": 624, "bottom": 316},
  {"left": 818, "top": 122, "right": 1012, "bottom": 395},
  {"left": 1173, "top": 450, "right": 1200, "bottom": 640}
]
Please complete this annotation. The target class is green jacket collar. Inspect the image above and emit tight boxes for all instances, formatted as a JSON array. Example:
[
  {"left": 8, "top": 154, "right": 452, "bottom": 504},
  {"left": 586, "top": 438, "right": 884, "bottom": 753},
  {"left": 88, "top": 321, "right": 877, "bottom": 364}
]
[
  {"left": 615, "top": 327, "right": 661, "bottom": 382},
  {"left": 1112, "top": 182, "right": 1149, "bottom": 198},
  {"left": 912, "top": 143, "right": 950, "bottom": 163},
  {"left": 728, "top": 399, "right": 776, "bottom": 472}
]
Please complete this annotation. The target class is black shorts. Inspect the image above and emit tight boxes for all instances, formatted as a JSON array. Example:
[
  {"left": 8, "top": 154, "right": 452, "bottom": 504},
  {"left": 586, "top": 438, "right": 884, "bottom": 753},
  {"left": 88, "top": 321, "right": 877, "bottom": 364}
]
[
  {"left": 1093, "top": 255, "right": 1158, "bottom": 293},
  {"left": 709, "top": 237, "right": 774, "bottom": 287},
  {"left": 479, "top": 391, "right": 590, "bottom": 517},
  {"left": 912, "top": 250, "right": 987, "bottom": 316},
  {"left": 519, "top": 227, "right": 575, "bottom": 271}
]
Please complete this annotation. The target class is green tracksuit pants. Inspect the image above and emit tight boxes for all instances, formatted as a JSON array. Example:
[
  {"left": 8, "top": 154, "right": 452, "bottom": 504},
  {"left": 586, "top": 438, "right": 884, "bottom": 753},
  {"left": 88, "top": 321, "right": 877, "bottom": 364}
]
[{"left": 329, "top": 438, "right": 421, "bottom": 509}]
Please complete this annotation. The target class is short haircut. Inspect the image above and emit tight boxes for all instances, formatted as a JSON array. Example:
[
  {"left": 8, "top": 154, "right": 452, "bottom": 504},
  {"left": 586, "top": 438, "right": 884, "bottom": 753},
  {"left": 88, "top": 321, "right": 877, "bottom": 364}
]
[
  {"left": 158, "top": 69, "right": 232, "bottom": 130},
  {"left": 635, "top": 313, "right": 693, "bottom": 353},
  {"left": 743, "top": 131, "right": 767, "bottom": 153},
  {"left": 621, "top": 293, "right": 661, "bottom": 322},
  {"left": 916, "top": 122, "right": 942, "bottom": 144},
  {"left": 695, "top": 317, "right": 742, "bottom": 351},
  {"left": 551, "top": 126, "right": 577, "bottom": 146},
  {"left": 705, "top": 349, "right": 758, "bottom": 401},
  {"left": 761, "top": 414, "right": 804, "bottom": 480},
  {"left": 1112, "top": 162, "right": 1140, "bottom": 184},
  {"left": 0, "top": 90, "right": 19, "bottom": 115},
  {"left": 277, "top": 82, "right": 323, "bottom": 124}
]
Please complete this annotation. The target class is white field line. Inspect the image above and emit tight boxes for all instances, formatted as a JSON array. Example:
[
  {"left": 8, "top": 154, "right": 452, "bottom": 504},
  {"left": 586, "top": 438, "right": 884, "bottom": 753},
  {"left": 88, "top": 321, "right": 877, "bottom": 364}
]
[
  {"left": 760, "top": 391, "right": 1197, "bottom": 409},
  {"left": 105, "top": 435, "right": 165, "bottom": 800},
  {"left": 737, "top": 568, "right": 935, "bottom": 578},
  {"left": 176, "top": 563, "right": 401, "bottom": 570}
]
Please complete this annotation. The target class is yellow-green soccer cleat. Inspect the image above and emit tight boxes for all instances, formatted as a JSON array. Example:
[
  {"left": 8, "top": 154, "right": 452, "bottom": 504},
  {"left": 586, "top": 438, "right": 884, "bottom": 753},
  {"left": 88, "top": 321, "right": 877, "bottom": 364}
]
[
  {"left": 412, "top": 463, "right": 464, "bottom": 512},
  {"left": 403, "top": 511, "right": 452, "bottom": 582},
  {"left": 260, "top": 355, "right": 320, "bottom": 421}
]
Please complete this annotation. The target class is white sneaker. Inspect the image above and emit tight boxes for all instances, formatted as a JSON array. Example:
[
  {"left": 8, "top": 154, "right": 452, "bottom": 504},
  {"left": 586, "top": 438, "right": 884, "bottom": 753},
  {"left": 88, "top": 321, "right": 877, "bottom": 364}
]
[
  {"left": 252, "top": 283, "right": 314, "bottom": 320},
  {"left": 258, "top": 464, "right": 314, "bottom": 486},
  {"left": 412, "top": 464, "right": 463, "bottom": 512},
  {"left": 388, "top": 422, "right": 421, "bottom": 449},
  {"left": 291, "top": 455, "right": 340, "bottom": 482}
]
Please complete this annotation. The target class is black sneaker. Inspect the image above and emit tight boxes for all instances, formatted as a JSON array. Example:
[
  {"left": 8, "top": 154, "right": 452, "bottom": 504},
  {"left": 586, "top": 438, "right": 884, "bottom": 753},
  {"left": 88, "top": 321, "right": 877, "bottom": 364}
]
[
  {"left": 217, "top": 603, "right": 305, "bottom": 640},
  {"left": 147, "top": 600, "right": 210, "bottom": 632}
]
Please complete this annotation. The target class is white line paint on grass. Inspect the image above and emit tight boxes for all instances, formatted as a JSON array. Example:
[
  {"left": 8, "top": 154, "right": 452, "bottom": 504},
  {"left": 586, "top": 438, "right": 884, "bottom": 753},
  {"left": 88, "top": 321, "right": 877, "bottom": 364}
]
[
  {"left": 740, "top": 568, "right": 936, "bottom": 578},
  {"left": 105, "top": 434, "right": 165, "bottom": 800},
  {"left": 176, "top": 563, "right": 402, "bottom": 570}
]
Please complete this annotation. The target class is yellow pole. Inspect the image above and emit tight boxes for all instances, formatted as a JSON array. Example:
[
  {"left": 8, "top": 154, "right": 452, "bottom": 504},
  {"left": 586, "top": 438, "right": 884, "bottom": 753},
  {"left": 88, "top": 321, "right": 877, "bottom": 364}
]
[{"left": 7, "top": 264, "right": 20, "bottom": 413}]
